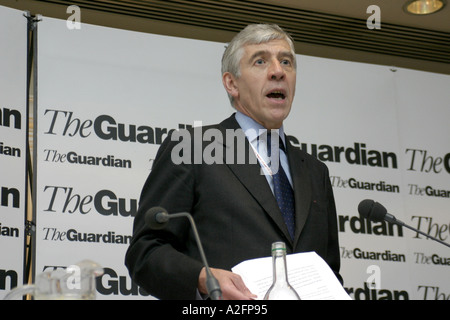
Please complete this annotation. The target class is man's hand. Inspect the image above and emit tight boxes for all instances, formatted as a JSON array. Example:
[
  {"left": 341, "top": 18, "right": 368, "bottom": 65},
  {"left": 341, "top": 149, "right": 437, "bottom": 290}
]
[{"left": 198, "top": 267, "right": 257, "bottom": 300}]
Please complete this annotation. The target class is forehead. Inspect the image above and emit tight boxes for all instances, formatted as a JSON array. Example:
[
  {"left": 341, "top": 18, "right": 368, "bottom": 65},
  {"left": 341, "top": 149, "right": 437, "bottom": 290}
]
[{"left": 241, "top": 39, "right": 294, "bottom": 58}]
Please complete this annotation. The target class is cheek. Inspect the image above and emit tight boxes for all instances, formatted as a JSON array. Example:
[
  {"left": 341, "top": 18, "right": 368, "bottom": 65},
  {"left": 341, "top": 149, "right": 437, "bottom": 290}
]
[
  {"left": 290, "top": 88, "right": 296, "bottom": 101},
  {"left": 289, "top": 77, "right": 297, "bottom": 95},
  {"left": 242, "top": 84, "right": 262, "bottom": 103}
]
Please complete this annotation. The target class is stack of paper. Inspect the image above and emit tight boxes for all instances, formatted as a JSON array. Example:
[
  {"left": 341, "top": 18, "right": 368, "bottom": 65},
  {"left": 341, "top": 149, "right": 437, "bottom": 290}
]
[{"left": 232, "top": 251, "right": 352, "bottom": 300}]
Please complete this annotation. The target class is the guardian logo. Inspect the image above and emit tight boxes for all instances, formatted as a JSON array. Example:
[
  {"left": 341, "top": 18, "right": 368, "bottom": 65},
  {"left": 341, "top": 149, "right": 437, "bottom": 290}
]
[
  {"left": 419, "top": 286, "right": 450, "bottom": 300},
  {"left": 96, "top": 267, "right": 149, "bottom": 297},
  {"left": 42, "top": 109, "right": 401, "bottom": 170},
  {"left": 406, "top": 148, "right": 450, "bottom": 174},
  {"left": 1, "top": 186, "right": 20, "bottom": 209},
  {"left": 0, "top": 269, "right": 18, "bottom": 292},
  {"left": 408, "top": 183, "right": 450, "bottom": 198},
  {"left": 0, "top": 142, "right": 21, "bottom": 158},
  {"left": 43, "top": 149, "right": 132, "bottom": 169},
  {"left": 0, "top": 108, "right": 21, "bottom": 130},
  {"left": 331, "top": 176, "right": 400, "bottom": 193},
  {"left": 340, "top": 247, "right": 406, "bottom": 262},
  {"left": 43, "top": 186, "right": 137, "bottom": 217},
  {"left": 39, "top": 265, "right": 149, "bottom": 297},
  {"left": 414, "top": 252, "right": 450, "bottom": 266},
  {"left": 42, "top": 227, "right": 131, "bottom": 244},
  {"left": 345, "top": 283, "right": 409, "bottom": 300},
  {"left": 42, "top": 109, "right": 190, "bottom": 145},
  {"left": 338, "top": 214, "right": 404, "bottom": 237},
  {"left": 288, "top": 137, "right": 398, "bottom": 169},
  {"left": 0, "top": 222, "right": 19, "bottom": 238},
  {"left": 411, "top": 216, "right": 449, "bottom": 242}
]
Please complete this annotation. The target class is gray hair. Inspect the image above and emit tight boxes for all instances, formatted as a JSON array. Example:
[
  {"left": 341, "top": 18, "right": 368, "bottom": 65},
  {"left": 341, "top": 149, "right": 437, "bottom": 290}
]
[{"left": 221, "top": 24, "right": 297, "bottom": 105}]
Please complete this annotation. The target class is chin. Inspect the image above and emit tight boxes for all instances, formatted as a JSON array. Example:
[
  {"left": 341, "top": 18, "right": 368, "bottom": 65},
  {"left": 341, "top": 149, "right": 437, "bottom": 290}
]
[{"left": 270, "top": 109, "right": 290, "bottom": 123}]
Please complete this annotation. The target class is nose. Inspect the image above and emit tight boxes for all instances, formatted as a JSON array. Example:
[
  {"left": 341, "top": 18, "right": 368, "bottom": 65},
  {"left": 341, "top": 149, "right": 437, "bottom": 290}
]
[{"left": 269, "top": 60, "right": 285, "bottom": 81}]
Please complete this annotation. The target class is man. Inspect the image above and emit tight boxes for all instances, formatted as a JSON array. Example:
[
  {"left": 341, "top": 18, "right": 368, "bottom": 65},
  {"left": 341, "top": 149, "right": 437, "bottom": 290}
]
[{"left": 125, "top": 24, "right": 342, "bottom": 300}]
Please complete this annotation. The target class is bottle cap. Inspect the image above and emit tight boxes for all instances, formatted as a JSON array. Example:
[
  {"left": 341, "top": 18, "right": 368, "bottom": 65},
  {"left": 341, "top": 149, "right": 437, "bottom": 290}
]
[{"left": 271, "top": 241, "right": 286, "bottom": 251}]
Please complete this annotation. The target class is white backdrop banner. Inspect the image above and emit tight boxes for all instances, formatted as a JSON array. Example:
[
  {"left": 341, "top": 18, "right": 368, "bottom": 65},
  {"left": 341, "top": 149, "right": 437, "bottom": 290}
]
[
  {"left": 35, "top": 17, "right": 450, "bottom": 300},
  {"left": 287, "top": 57, "right": 450, "bottom": 300},
  {"left": 36, "top": 16, "right": 230, "bottom": 300},
  {"left": 0, "top": 5, "right": 27, "bottom": 299}
]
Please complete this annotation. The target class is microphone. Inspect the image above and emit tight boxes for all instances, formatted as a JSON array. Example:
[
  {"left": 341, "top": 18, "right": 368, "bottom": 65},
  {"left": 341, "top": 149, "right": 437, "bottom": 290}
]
[
  {"left": 357, "top": 199, "right": 398, "bottom": 224},
  {"left": 144, "top": 207, "right": 223, "bottom": 300},
  {"left": 358, "top": 199, "right": 450, "bottom": 248},
  {"left": 145, "top": 206, "right": 171, "bottom": 229}
]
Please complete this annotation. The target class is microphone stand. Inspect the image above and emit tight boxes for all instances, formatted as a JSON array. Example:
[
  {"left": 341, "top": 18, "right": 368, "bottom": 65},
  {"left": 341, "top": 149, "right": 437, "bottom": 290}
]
[
  {"left": 392, "top": 218, "right": 450, "bottom": 249},
  {"left": 167, "top": 212, "right": 223, "bottom": 300},
  {"left": 359, "top": 200, "right": 450, "bottom": 249}
]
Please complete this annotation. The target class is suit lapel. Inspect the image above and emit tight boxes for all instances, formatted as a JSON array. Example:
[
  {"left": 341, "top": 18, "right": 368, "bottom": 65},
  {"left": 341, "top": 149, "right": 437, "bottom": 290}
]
[
  {"left": 217, "top": 115, "right": 294, "bottom": 241},
  {"left": 285, "top": 139, "right": 312, "bottom": 247}
]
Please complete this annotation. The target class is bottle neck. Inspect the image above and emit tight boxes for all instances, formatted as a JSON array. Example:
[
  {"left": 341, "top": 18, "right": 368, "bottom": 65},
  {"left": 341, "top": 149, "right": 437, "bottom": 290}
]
[{"left": 272, "top": 250, "right": 289, "bottom": 285}]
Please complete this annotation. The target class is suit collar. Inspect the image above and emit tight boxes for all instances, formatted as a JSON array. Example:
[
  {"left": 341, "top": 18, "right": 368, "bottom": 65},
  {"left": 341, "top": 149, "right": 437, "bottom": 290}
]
[
  {"left": 285, "top": 141, "right": 312, "bottom": 247},
  {"left": 217, "top": 114, "right": 312, "bottom": 246},
  {"left": 218, "top": 114, "right": 293, "bottom": 242}
]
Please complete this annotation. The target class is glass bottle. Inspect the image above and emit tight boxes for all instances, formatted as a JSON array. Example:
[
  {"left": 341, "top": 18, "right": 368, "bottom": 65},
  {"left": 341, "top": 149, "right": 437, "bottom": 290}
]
[{"left": 263, "top": 242, "right": 301, "bottom": 300}]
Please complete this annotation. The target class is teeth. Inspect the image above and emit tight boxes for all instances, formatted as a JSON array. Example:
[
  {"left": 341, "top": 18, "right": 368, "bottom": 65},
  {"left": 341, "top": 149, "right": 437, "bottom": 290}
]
[{"left": 267, "top": 91, "right": 285, "bottom": 99}]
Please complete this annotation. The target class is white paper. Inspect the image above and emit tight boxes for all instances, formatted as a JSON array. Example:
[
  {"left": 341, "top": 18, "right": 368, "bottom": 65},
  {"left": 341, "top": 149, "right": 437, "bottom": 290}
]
[{"left": 232, "top": 251, "right": 352, "bottom": 300}]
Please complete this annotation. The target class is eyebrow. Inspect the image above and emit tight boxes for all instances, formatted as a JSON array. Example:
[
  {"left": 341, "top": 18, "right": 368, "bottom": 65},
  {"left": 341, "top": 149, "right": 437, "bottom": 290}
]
[
  {"left": 248, "top": 50, "right": 268, "bottom": 63},
  {"left": 279, "top": 51, "right": 295, "bottom": 62}
]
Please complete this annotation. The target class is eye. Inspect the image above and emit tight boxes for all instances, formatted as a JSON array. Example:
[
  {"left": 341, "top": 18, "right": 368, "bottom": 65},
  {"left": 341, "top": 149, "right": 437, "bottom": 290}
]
[
  {"left": 255, "top": 59, "right": 265, "bottom": 65},
  {"left": 281, "top": 59, "right": 291, "bottom": 66}
]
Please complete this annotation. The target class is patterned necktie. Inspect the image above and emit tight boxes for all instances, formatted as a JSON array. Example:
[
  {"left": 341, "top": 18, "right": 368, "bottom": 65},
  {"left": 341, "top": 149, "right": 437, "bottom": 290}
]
[{"left": 266, "top": 132, "right": 295, "bottom": 240}]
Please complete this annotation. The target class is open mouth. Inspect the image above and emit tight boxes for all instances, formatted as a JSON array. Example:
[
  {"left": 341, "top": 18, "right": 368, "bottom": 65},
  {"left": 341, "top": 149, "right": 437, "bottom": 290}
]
[{"left": 266, "top": 90, "right": 286, "bottom": 100}]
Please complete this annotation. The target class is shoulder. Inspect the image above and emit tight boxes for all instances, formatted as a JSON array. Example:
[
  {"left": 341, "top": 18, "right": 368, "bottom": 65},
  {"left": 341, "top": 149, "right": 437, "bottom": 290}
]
[{"left": 286, "top": 136, "right": 330, "bottom": 174}]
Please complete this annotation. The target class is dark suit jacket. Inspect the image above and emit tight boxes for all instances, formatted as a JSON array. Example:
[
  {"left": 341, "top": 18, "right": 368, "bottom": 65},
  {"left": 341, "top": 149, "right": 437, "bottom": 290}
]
[{"left": 125, "top": 113, "right": 342, "bottom": 300}]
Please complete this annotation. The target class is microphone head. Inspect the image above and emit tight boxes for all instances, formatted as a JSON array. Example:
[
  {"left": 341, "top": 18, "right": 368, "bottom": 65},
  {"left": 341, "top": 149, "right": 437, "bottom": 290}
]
[
  {"left": 358, "top": 199, "right": 387, "bottom": 222},
  {"left": 145, "top": 207, "right": 169, "bottom": 230}
]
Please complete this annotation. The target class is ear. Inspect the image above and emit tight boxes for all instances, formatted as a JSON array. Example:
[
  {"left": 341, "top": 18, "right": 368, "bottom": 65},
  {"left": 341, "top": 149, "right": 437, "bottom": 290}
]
[{"left": 222, "top": 72, "right": 239, "bottom": 100}]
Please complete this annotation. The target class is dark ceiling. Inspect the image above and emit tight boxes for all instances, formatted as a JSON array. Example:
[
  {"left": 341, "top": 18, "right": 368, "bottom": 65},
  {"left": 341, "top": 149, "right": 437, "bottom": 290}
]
[{"left": 2, "top": 0, "right": 450, "bottom": 74}]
